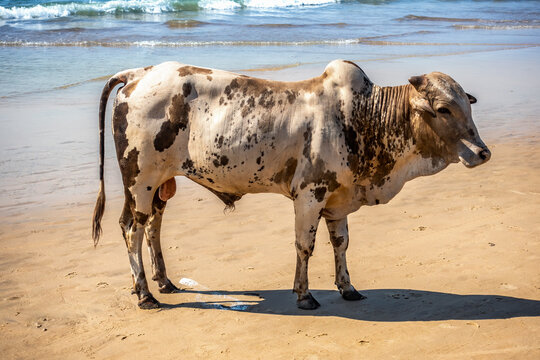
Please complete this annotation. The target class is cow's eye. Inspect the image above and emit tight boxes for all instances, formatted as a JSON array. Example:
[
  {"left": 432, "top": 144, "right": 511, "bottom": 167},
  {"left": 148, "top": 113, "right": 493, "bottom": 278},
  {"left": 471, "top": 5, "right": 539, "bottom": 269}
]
[{"left": 437, "top": 107, "right": 451, "bottom": 115}]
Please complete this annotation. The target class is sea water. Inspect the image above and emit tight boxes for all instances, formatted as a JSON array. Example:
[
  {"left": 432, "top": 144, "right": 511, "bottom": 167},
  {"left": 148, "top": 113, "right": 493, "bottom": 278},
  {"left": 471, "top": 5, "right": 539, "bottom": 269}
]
[
  {"left": 1, "top": 0, "right": 539, "bottom": 98},
  {"left": 0, "top": 0, "right": 539, "bottom": 220}
]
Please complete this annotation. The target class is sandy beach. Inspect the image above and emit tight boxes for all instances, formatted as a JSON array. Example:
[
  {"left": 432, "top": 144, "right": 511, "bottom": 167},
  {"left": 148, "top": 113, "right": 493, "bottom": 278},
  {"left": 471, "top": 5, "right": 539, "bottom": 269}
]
[
  {"left": 1, "top": 49, "right": 540, "bottom": 358},
  {"left": 1, "top": 137, "right": 539, "bottom": 359}
]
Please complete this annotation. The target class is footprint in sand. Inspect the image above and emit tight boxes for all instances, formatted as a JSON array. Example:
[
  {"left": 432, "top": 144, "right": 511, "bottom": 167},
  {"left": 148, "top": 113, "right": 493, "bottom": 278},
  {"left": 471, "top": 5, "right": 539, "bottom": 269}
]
[{"left": 500, "top": 283, "right": 518, "bottom": 290}]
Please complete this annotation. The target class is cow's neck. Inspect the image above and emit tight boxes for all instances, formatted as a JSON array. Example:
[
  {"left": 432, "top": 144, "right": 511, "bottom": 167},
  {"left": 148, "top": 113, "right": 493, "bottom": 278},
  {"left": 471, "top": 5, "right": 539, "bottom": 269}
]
[{"left": 351, "top": 83, "right": 449, "bottom": 186}]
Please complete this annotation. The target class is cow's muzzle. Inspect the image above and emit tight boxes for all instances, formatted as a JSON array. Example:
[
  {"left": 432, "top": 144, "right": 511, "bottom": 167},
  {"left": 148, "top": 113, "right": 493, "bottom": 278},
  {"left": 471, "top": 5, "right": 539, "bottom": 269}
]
[{"left": 457, "top": 138, "right": 491, "bottom": 168}]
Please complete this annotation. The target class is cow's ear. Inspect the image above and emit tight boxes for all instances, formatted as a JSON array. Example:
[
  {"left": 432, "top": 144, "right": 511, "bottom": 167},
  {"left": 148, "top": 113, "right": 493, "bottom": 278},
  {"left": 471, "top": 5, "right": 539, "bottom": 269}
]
[
  {"left": 466, "top": 93, "right": 477, "bottom": 104},
  {"left": 411, "top": 96, "right": 436, "bottom": 118},
  {"left": 408, "top": 75, "right": 428, "bottom": 92}
]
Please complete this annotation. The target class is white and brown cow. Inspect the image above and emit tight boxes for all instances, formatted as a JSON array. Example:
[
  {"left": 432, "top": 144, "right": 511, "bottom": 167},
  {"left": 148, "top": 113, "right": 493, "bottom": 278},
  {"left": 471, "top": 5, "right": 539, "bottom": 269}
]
[{"left": 92, "top": 60, "right": 490, "bottom": 310}]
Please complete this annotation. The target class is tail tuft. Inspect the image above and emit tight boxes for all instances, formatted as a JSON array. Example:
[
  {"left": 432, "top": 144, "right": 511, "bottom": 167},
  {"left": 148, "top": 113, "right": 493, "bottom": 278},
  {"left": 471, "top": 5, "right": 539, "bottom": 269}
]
[{"left": 92, "top": 181, "right": 106, "bottom": 247}]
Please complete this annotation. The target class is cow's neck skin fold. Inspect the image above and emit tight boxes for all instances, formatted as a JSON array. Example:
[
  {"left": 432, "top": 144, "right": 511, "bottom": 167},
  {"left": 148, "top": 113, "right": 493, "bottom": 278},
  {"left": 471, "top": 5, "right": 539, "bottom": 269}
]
[
  {"left": 352, "top": 83, "right": 414, "bottom": 154},
  {"left": 348, "top": 82, "right": 451, "bottom": 187}
]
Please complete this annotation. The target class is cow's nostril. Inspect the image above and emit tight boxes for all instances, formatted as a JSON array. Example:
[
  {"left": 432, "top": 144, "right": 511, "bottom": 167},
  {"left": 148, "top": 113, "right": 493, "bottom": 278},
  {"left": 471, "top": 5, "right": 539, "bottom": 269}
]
[{"left": 479, "top": 149, "right": 491, "bottom": 161}]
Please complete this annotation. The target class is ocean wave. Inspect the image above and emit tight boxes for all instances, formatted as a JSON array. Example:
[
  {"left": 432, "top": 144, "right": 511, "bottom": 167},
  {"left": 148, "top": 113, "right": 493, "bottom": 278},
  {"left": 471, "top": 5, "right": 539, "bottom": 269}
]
[
  {"left": 0, "top": 38, "right": 362, "bottom": 47},
  {"left": 397, "top": 15, "right": 482, "bottom": 23},
  {"left": 2, "top": 39, "right": 536, "bottom": 48},
  {"left": 453, "top": 24, "right": 540, "bottom": 31},
  {"left": 246, "top": 21, "right": 347, "bottom": 28},
  {"left": 398, "top": 14, "right": 540, "bottom": 27},
  {"left": 0, "top": 0, "right": 338, "bottom": 20},
  {"left": 165, "top": 19, "right": 209, "bottom": 28}
]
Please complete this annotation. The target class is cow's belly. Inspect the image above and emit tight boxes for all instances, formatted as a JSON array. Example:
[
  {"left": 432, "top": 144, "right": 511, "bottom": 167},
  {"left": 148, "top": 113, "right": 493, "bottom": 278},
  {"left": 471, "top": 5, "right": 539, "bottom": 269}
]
[{"left": 181, "top": 128, "right": 299, "bottom": 196}]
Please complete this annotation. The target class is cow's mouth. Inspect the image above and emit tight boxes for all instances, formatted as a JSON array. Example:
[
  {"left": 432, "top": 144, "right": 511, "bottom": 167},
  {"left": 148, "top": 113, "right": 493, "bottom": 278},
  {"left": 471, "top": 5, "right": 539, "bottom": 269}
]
[{"left": 457, "top": 138, "right": 491, "bottom": 168}]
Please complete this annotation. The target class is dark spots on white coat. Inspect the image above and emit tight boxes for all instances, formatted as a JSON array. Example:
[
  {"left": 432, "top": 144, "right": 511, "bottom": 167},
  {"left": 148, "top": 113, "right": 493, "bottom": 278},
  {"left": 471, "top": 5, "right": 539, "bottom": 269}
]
[
  {"left": 177, "top": 66, "right": 213, "bottom": 77},
  {"left": 119, "top": 148, "right": 140, "bottom": 188},
  {"left": 330, "top": 235, "right": 345, "bottom": 248},
  {"left": 154, "top": 93, "right": 190, "bottom": 152},
  {"left": 182, "top": 82, "right": 192, "bottom": 98},
  {"left": 313, "top": 187, "right": 327, "bottom": 202},
  {"left": 285, "top": 90, "right": 297, "bottom": 104},
  {"left": 272, "top": 158, "right": 298, "bottom": 185},
  {"left": 303, "top": 126, "right": 312, "bottom": 158},
  {"left": 300, "top": 158, "right": 341, "bottom": 201},
  {"left": 213, "top": 155, "right": 229, "bottom": 167},
  {"left": 147, "top": 98, "right": 169, "bottom": 119},
  {"left": 135, "top": 211, "right": 148, "bottom": 225},
  {"left": 113, "top": 102, "right": 129, "bottom": 160}
]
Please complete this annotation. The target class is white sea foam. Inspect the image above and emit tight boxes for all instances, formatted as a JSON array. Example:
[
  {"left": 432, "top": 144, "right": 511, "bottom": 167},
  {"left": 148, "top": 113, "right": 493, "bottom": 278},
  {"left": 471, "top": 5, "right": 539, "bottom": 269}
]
[
  {"left": 0, "top": 0, "right": 339, "bottom": 20},
  {"left": 199, "top": 0, "right": 241, "bottom": 10},
  {"left": 242, "top": 0, "right": 337, "bottom": 8},
  {"left": 0, "top": 38, "right": 364, "bottom": 47}
]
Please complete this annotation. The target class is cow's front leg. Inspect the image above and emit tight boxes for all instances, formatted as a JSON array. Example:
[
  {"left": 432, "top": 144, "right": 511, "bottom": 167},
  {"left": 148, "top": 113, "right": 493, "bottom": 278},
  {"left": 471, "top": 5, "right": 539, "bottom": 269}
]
[
  {"left": 325, "top": 217, "right": 366, "bottom": 301},
  {"left": 145, "top": 191, "right": 179, "bottom": 294},
  {"left": 293, "top": 197, "right": 325, "bottom": 310}
]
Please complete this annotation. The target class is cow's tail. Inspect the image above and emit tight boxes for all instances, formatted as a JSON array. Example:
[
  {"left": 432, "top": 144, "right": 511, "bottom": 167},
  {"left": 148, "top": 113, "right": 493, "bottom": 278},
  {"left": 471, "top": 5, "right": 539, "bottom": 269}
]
[{"left": 92, "top": 72, "right": 130, "bottom": 247}]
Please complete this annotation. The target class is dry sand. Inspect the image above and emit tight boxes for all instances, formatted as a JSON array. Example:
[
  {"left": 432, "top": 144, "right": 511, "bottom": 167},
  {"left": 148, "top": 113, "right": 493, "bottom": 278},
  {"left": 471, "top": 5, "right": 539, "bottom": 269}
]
[
  {"left": 1, "top": 54, "right": 540, "bottom": 358},
  {"left": 1, "top": 139, "right": 539, "bottom": 359}
]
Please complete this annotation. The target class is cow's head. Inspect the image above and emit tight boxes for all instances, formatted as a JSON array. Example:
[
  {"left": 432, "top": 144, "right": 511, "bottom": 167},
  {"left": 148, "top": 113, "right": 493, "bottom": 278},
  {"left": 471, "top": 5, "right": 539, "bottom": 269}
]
[{"left": 408, "top": 72, "right": 491, "bottom": 168}]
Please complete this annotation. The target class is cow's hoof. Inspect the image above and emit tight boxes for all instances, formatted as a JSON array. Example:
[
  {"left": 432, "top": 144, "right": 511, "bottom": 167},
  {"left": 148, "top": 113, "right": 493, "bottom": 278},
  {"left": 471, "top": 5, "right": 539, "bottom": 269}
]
[
  {"left": 138, "top": 294, "right": 160, "bottom": 310},
  {"left": 159, "top": 279, "right": 180, "bottom": 294},
  {"left": 296, "top": 293, "right": 320, "bottom": 310},
  {"left": 341, "top": 288, "right": 366, "bottom": 301}
]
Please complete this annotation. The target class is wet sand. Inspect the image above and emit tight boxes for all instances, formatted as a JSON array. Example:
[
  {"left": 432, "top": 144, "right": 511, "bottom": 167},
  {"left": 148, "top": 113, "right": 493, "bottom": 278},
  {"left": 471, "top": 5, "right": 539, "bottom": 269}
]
[{"left": 1, "top": 48, "right": 539, "bottom": 359}]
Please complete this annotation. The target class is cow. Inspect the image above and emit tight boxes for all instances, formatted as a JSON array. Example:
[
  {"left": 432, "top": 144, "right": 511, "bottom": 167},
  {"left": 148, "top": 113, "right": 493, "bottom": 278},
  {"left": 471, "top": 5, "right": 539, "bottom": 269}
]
[{"left": 92, "top": 60, "right": 490, "bottom": 310}]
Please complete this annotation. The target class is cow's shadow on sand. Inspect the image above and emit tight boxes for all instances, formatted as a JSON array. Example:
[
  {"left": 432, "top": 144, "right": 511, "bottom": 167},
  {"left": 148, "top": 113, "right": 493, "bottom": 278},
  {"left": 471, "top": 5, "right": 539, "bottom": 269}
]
[{"left": 160, "top": 288, "right": 540, "bottom": 321}]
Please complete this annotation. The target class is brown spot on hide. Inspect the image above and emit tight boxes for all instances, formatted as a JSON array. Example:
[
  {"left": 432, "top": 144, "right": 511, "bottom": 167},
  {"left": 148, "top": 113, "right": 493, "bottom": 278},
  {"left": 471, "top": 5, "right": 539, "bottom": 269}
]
[
  {"left": 182, "top": 83, "right": 192, "bottom": 98},
  {"left": 182, "top": 159, "right": 194, "bottom": 169},
  {"left": 147, "top": 98, "right": 168, "bottom": 119},
  {"left": 151, "top": 189, "right": 167, "bottom": 214},
  {"left": 122, "top": 79, "right": 140, "bottom": 98},
  {"left": 119, "top": 148, "right": 140, "bottom": 188},
  {"left": 212, "top": 155, "right": 229, "bottom": 167},
  {"left": 313, "top": 187, "right": 327, "bottom": 202},
  {"left": 206, "top": 75, "right": 213, "bottom": 81},
  {"left": 135, "top": 211, "right": 148, "bottom": 225},
  {"left": 144, "top": 65, "right": 154, "bottom": 71},
  {"left": 300, "top": 158, "right": 340, "bottom": 193},
  {"left": 154, "top": 94, "right": 190, "bottom": 152},
  {"left": 113, "top": 102, "right": 129, "bottom": 159},
  {"left": 285, "top": 90, "right": 297, "bottom": 104},
  {"left": 303, "top": 127, "right": 312, "bottom": 158},
  {"left": 177, "top": 66, "right": 213, "bottom": 77},
  {"left": 331, "top": 235, "right": 345, "bottom": 248},
  {"left": 272, "top": 158, "right": 298, "bottom": 185}
]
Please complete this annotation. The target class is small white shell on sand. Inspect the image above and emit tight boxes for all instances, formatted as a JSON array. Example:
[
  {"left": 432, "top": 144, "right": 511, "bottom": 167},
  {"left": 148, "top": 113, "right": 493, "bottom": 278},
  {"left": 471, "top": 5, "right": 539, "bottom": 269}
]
[{"left": 179, "top": 278, "right": 199, "bottom": 287}]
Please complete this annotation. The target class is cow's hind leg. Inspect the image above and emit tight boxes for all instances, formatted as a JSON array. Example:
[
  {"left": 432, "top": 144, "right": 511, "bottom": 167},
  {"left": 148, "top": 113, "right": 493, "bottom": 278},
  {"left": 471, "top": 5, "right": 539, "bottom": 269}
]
[
  {"left": 325, "top": 217, "right": 365, "bottom": 301},
  {"left": 119, "top": 191, "right": 159, "bottom": 309},
  {"left": 145, "top": 189, "right": 179, "bottom": 294}
]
